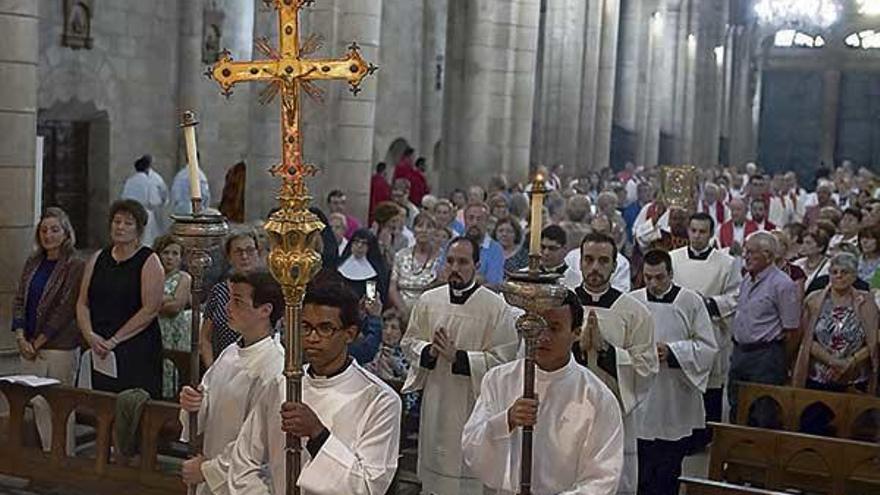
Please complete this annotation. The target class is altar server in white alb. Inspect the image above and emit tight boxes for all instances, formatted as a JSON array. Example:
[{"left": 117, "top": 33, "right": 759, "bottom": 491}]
[
  {"left": 632, "top": 250, "right": 718, "bottom": 495},
  {"left": 401, "top": 236, "right": 520, "bottom": 495},
  {"left": 228, "top": 272, "right": 401, "bottom": 494},
  {"left": 178, "top": 271, "right": 285, "bottom": 495},
  {"left": 669, "top": 212, "right": 741, "bottom": 450},
  {"left": 572, "top": 233, "right": 658, "bottom": 495},
  {"left": 462, "top": 290, "right": 624, "bottom": 495}
]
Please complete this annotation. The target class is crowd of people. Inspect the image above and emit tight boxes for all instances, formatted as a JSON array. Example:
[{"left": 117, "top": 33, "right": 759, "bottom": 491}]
[{"left": 11, "top": 149, "right": 880, "bottom": 494}]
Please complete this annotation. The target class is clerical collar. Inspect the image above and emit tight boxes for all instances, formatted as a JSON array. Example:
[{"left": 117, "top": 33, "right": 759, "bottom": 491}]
[
  {"left": 337, "top": 256, "right": 377, "bottom": 281},
  {"left": 307, "top": 357, "right": 353, "bottom": 379},
  {"left": 449, "top": 280, "right": 479, "bottom": 305},
  {"left": 237, "top": 333, "right": 272, "bottom": 350},
  {"left": 536, "top": 355, "right": 576, "bottom": 380},
  {"left": 575, "top": 285, "right": 622, "bottom": 309},
  {"left": 542, "top": 263, "right": 568, "bottom": 275},
  {"left": 647, "top": 284, "right": 680, "bottom": 304},
  {"left": 688, "top": 245, "right": 713, "bottom": 260}
]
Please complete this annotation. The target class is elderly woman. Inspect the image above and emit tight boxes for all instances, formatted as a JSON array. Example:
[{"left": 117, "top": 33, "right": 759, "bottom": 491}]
[
  {"left": 793, "top": 253, "right": 879, "bottom": 395},
  {"left": 77, "top": 200, "right": 164, "bottom": 397},
  {"left": 153, "top": 235, "right": 192, "bottom": 399},
  {"left": 389, "top": 213, "right": 441, "bottom": 318},
  {"left": 199, "top": 228, "right": 262, "bottom": 366},
  {"left": 12, "top": 207, "right": 84, "bottom": 452},
  {"left": 493, "top": 216, "right": 528, "bottom": 273}
]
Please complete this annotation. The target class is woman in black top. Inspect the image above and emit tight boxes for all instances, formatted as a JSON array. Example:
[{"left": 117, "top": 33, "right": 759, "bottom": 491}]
[{"left": 77, "top": 200, "right": 165, "bottom": 397}]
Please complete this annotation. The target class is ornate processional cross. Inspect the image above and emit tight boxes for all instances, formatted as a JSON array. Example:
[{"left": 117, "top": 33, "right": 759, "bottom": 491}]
[{"left": 207, "top": 2, "right": 376, "bottom": 494}]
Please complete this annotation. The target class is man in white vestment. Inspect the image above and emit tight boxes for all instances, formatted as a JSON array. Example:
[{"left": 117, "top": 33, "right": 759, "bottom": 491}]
[
  {"left": 228, "top": 272, "right": 401, "bottom": 494},
  {"left": 178, "top": 271, "right": 285, "bottom": 495},
  {"left": 121, "top": 154, "right": 165, "bottom": 246},
  {"left": 631, "top": 250, "right": 718, "bottom": 495},
  {"left": 172, "top": 164, "right": 212, "bottom": 215},
  {"left": 562, "top": 215, "right": 632, "bottom": 292},
  {"left": 462, "top": 291, "right": 624, "bottom": 495},
  {"left": 571, "top": 233, "right": 658, "bottom": 495},
  {"left": 669, "top": 213, "right": 741, "bottom": 451},
  {"left": 402, "top": 236, "right": 520, "bottom": 494}
]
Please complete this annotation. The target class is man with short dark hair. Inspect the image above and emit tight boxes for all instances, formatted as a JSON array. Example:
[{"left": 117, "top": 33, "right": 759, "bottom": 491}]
[
  {"left": 402, "top": 237, "right": 519, "bottom": 495},
  {"left": 228, "top": 271, "right": 402, "bottom": 494},
  {"left": 461, "top": 203, "right": 505, "bottom": 286},
  {"left": 631, "top": 250, "right": 717, "bottom": 495},
  {"left": 179, "top": 270, "right": 285, "bottom": 494},
  {"left": 540, "top": 225, "right": 569, "bottom": 274},
  {"left": 121, "top": 154, "right": 165, "bottom": 246},
  {"left": 327, "top": 189, "right": 361, "bottom": 239},
  {"left": 463, "top": 291, "right": 624, "bottom": 495},
  {"left": 670, "top": 212, "right": 741, "bottom": 451},
  {"left": 749, "top": 197, "right": 776, "bottom": 232},
  {"left": 573, "top": 233, "right": 657, "bottom": 495}
]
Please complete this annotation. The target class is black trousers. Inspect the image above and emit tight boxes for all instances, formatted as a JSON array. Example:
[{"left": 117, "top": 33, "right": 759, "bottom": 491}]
[
  {"left": 728, "top": 342, "right": 786, "bottom": 427},
  {"left": 637, "top": 437, "right": 688, "bottom": 495},
  {"left": 686, "top": 387, "right": 724, "bottom": 452}
]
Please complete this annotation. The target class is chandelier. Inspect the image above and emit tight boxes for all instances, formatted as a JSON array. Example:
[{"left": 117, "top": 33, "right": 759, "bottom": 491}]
[
  {"left": 858, "top": 0, "right": 880, "bottom": 15},
  {"left": 754, "top": 0, "right": 841, "bottom": 29}
]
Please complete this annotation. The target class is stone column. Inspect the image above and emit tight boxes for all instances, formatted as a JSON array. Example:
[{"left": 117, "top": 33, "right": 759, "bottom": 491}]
[
  {"left": 440, "top": 0, "right": 541, "bottom": 190},
  {"left": 592, "top": 0, "right": 620, "bottom": 169},
  {"left": 680, "top": 2, "right": 698, "bottom": 164},
  {"left": 419, "top": 0, "right": 447, "bottom": 186},
  {"left": 576, "top": 0, "right": 603, "bottom": 172},
  {"left": 640, "top": 7, "right": 664, "bottom": 166},
  {"left": 728, "top": 24, "right": 758, "bottom": 168},
  {"left": 820, "top": 69, "right": 841, "bottom": 167},
  {"left": 0, "top": 0, "right": 39, "bottom": 353},
  {"left": 614, "top": 0, "right": 642, "bottom": 134},
  {"left": 177, "top": 0, "right": 204, "bottom": 122}
]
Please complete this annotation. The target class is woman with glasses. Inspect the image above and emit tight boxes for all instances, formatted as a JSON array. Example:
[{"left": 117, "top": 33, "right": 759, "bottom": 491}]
[{"left": 200, "top": 229, "right": 262, "bottom": 366}]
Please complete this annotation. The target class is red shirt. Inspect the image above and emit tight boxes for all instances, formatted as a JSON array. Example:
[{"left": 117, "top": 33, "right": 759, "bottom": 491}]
[
  {"left": 369, "top": 173, "right": 391, "bottom": 222},
  {"left": 393, "top": 156, "right": 430, "bottom": 206}
]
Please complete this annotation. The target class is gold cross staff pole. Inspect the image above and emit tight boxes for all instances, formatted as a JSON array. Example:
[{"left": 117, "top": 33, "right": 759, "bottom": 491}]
[{"left": 207, "top": 1, "right": 375, "bottom": 493}]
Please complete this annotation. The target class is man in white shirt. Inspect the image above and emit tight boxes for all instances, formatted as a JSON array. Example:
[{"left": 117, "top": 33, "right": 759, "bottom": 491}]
[
  {"left": 631, "top": 250, "right": 717, "bottom": 495},
  {"left": 228, "top": 272, "right": 402, "bottom": 494},
  {"left": 178, "top": 271, "right": 285, "bottom": 495},
  {"left": 572, "top": 233, "right": 658, "bottom": 495},
  {"left": 121, "top": 154, "right": 165, "bottom": 246},
  {"left": 172, "top": 163, "right": 212, "bottom": 215},
  {"left": 462, "top": 291, "right": 624, "bottom": 495},
  {"left": 402, "top": 237, "right": 519, "bottom": 494}
]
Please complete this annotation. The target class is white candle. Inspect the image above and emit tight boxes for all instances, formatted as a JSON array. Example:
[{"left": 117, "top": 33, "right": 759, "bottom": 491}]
[
  {"left": 529, "top": 174, "right": 545, "bottom": 256},
  {"left": 183, "top": 125, "right": 202, "bottom": 201}
]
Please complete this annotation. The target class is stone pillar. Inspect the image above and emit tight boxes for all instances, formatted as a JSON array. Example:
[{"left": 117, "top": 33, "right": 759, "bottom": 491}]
[
  {"left": 592, "top": 0, "right": 620, "bottom": 169},
  {"left": 178, "top": 1, "right": 204, "bottom": 121},
  {"left": 820, "top": 69, "right": 841, "bottom": 167},
  {"left": 576, "top": 0, "right": 603, "bottom": 172},
  {"left": 614, "top": 0, "right": 642, "bottom": 133},
  {"left": 440, "top": 0, "right": 541, "bottom": 190},
  {"left": 531, "top": 0, "right": 588, "bottom": 168},
  {"left": 0, "top": 0, "right": 39, "bottom": 353},
  {"left": 680, "top": 2, "right": 698, "bottom": 164},
  {"left": 640, "top": 6, "right": 665, "bottom": 167},
  {"left": 419, "top": 0, "right": 447, "bottom": 187},
  {"left": 728, "top": 25, "right": 758, "bottom": 168}
]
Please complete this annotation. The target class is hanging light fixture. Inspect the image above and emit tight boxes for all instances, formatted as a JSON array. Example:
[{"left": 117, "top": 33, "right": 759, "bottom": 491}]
[{"left": 753, "top": 0, "right": 841, "bottom": 29}]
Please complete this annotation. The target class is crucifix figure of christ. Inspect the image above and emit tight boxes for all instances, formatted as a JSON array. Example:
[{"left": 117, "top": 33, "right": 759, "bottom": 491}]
[{"left": 208, "top": 1, "right": 375, "bottom": 494}]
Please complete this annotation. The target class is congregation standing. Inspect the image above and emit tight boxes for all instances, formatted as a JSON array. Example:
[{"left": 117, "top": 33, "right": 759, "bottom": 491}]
[{"left": 11, "top": 148, "right": 880, "bottom": 495}]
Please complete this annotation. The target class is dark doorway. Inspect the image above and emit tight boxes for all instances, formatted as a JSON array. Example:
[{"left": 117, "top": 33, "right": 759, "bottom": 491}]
[{"left": 37, "top": 120, "right": 90, "bottom": 248}]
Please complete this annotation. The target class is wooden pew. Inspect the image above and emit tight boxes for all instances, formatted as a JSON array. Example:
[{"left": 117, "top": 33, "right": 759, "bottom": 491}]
[
  {"left": 708, "top": 421, "right": 880, "bottom": 495},
  {"left": 735, "top": 382, "right": 880, "bottom": 441},
  {"left": 0, "top": 382, "right": 186, "bottom": 495},
  {"left": 680, "top": 477, "right": 788, "bottom": 494}
]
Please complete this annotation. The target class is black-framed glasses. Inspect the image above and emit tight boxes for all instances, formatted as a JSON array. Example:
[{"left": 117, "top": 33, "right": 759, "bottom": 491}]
[{"left": 301, "top": 322, "right": 342, "bottom": 338}]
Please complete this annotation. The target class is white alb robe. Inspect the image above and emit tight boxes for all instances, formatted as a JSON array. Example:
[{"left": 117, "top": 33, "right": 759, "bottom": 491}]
[
  {"left": 401, "top": 284, "right": 520, "bottom": 495},
  {"left": 462, "top": 357, "right": 624, "bottom": 495},
  {"left": 121, "top": 171, "right": 165, "bottom": 246},
  {"left": 631, "top": 286, "right": 718, "bottom": 441},
  {"left": 179, "top": 336, "right": 284, "bottom": 495},
  {"left": 228, "top": 361, "right": 402, "bottom": 495},
  {"left": 669, "top": 246, "right": 741, "bottom": 389},
  {"left": 574, "top": 287, "right": 658, "bottom": 495}
]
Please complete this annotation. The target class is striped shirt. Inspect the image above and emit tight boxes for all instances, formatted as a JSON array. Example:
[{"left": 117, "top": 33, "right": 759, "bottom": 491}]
[{"left": 205, "top": 281, "right": 239, "bottom": 357}]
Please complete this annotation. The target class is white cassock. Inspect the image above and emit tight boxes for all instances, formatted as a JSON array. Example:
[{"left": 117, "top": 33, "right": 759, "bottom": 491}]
[
  {"left": 228, "top": 360, "right": 401, "bottom": 495},
  {"left": 462, "top": 357, "right": 625, "bottom": 495},
  {"left": 401, "top": 283, "right": 520, "bottom": 495},
  {"left": 630, "top": 286, "right": 718, "bottom": 441},
  {"left": 669, "top": 246, "right": 741, "bottom": 389},
  {"left": 573, "top": 287, "right": 658, "bottom": 495},
  {"left": 632, "top": 203, "right": 669, "bottom": 249},
  {"left": 563, "top": 249, "right": 631, "bottom": 293},
  {"left": 179, "top": 336, "right": 284, "bottom": 495},
  {"left": 121, "top": 171, "right": 164, "bottom": 246}
]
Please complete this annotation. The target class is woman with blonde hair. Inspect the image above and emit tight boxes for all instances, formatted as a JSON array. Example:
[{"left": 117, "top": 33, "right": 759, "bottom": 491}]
[{"left": 12, "top": 207, "right": 84, "bottom": 452}]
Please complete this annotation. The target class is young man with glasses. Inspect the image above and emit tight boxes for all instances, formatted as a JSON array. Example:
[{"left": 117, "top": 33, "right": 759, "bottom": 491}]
[
  {"left": 178, "top": 270, "right": 285, "bottom": 494},
  {"left": 228, "top": 271, "right": 402, "bottom": 494}
]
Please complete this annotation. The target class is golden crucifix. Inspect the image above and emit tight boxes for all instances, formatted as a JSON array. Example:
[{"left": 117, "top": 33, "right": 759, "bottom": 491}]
[{"left": 208, "top": 1, "right": 375, "bottom": 494}]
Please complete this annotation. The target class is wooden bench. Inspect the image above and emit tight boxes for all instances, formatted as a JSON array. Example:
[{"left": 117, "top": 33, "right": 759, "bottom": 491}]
[
  {"left": 736, "top": 382, "right": 880, "bottom": 441},
  {"left": 0, "top": 381, "right": 186, "bottom": 495},
  {"left": 708, "top": 421, "right": 880, "bottom": 495},
  {"left": 680, "top": 477, "right": 789, "bottom": 494}
]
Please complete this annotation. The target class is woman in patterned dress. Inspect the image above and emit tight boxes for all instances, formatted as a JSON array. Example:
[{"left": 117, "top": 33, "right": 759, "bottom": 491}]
[
  {"left": 153, "top": 235, "right": 192, "bottom": 399},
  {"left": 389, "top": 213, "right": 441, "bottom": 320}
]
